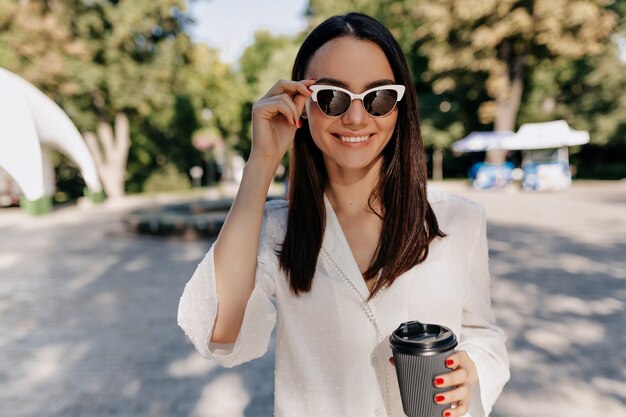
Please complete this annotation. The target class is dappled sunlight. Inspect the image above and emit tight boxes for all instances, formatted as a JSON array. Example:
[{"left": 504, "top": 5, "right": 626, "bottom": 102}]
[
  {"left": 543, "top": 294, "right": 624, "bottom": 316},
  {"left": 483, "top": 215, "right": 626, "bottom": 416},
  {"left": 7, "top": 343, "right": 90, "bottom": 396},
  {"left": 523, "top": 318, "right": 605, "bottom": 354},
  {"left": 0, "top": 184, "right": 622, "bottom": 416},
  {"left": 0, "top": 298, "right": 10, "bottom": 315},
  {"left": 593, "top": 377, "right": 626, "bottom": 400},
  {"left": 490, "top": 234, "right": 626, "bottom": 280},
  {"left": 8, "top": 317, "right": 37, "bottom": 341},
  {"left": 0, "top": 252, "right": 20, "bottom": 271},
  {"left": 492, "top": 280, "right": 539, "bottom": 318},
  {"left": 507, "top": 348, "right": 544, "bottom": 372},
  {"left": 61, "top": 253, "right": 120, "bottom": 281},
  {"left": 91, "top": 291, "right": 118, "bottom": 305},
  {"left": 120, "top": 378, "right": 142, "bottom": 399},
  {"left": 122, "top": 255, "right": 153, "bottom": 272},
  {"left": 522, "top": 327, "right": 569, "bottom": 354},
  {"left": 9, "top": 345, "right": 63, "bottom": 394},
  {"left": 178, "top": 244, "right": 213, "bottom": 262},
  {"left": 497, "top": 379, "right": 626, "bottom": 417},
  {"left": 168, "top": 351, "right": 219, "bottom": 378},
  {"left": 192, "top": 373, "right": 251, "bottom": 417}
]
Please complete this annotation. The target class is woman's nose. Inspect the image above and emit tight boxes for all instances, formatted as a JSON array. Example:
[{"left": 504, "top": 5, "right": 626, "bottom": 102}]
[{"left": 341, "top": 99, "right": 368, "bottom": 126}]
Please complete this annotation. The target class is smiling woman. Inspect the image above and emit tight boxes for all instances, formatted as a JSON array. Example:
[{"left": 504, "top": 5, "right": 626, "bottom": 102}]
[
  {"left": 178, "top": 12, "right": 510, "bottom": 417},
  {"left": 302, "top": 37, "right": 402, "bottom": 172}
]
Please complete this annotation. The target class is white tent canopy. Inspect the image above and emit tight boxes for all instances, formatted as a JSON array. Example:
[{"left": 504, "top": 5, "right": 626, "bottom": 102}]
[
  {"left": 500, "top": 120, "right": 589, "bottom": 150},
  {"left": 0, "top": 73, "right": 45, "bottom": 200},
  {"left": 0, "top": 67, "right": 102, "bottom": 201},
  {"left": 452, "top": 120, "right": 590, "bottom": 152},
  {"left": 452, "top": 131, "right": 515, "bottom": 152}
]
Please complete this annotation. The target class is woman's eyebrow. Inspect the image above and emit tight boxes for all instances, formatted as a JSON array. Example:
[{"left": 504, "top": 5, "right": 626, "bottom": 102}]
[
  {"left": 314, "top": 78, "right": 396, "bottom": 89},
  {"left": 314, "top": 77, "right": 349, "bottom": 88},
  {"left": 365, "top": 79, "right": 396, "bottom": 88}
]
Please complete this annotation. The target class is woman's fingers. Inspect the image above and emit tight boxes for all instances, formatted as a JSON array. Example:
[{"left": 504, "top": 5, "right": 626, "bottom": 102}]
[
  {"left": 254, "top": 99, "right": 298, "bottom": 127},
  {"left": 263, "top": 79, "right": 314, "bottom": 100},
  {"left": 433, "top": 367, "right": 468, "bottom": 388},
  {"left": 294, "top": 79, "right": 315, "bottom": 117},
  {"left": 261, "top": 81, "right": 314, "bottom": 125},
  {"left": 445, "top": 350, "right": 478, "bottom": 385},
  {"left": 266, "top": 94, "right": 299, "bottom": 126},
  {"left": 434, "top": 384, "right": 469, "bottom": 406},
  {"left": 440, "top": 397, "right": 470, "bottom": 417},
  {"left": 444, "top": 353, "right": 459, "bottom": 369}
]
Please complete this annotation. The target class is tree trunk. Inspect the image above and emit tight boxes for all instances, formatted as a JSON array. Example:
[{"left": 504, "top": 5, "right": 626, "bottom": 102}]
[
  {"left": 432, "top": 147, "right": 444, "bottom": 181},
  {"left": 84, "top": 113, "right": 130, "bottom": 199},
  {"left": 490, "top": 54, "right": 525, "bottom": 163}
]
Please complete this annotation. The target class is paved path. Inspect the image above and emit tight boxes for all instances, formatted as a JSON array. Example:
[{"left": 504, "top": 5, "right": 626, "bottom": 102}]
[{"left": 0, "top": 181, "right": 624, "bottom": 416}]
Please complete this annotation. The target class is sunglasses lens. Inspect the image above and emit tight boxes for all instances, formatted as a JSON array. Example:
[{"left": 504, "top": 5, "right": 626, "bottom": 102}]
[
  {"left": 316, "top": 89, "right": 351, "bottom": 116},
  {"left": 364, "top": 89, "right": 399, "bottom": 116}
]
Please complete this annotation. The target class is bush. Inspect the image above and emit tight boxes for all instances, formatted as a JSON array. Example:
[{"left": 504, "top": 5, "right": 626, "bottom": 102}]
[{"left": 143, "top": 164, "right": 191, "bottom": 193}]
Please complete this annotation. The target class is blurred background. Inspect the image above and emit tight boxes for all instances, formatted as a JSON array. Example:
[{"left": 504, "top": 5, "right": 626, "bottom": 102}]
[{"left": 0, "top": 1, "right": 625, "bottom": 416}]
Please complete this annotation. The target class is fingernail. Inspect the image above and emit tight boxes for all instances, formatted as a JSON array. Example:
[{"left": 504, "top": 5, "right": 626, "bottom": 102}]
[
  {"left": 446, "top": 359, "right": 454, "bottom": 366},
  {"left": 298, "top": 119, "right": 302, "bottom": 128},
  {"left": 307, "top": 87, "right": 313, "bottom": 92},
  {"left": 435, "top": 395, "right": 445, "bottom": 403},
  {"left": 444, "top": 412, "right": 451, "bottom": 417},
  {"left": 434, "top": 377, "right": 444, "bottom": 386}
]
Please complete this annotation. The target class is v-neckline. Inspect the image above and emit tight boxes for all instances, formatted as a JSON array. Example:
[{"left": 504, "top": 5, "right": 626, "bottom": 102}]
[{"left": 322, "top": 193, "right": 375, "bottom": 298}]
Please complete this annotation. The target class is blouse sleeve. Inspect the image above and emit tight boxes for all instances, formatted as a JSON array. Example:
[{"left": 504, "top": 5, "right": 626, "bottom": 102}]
[
  {"left": 176, "top": 203, "right": 279, "bottom": 368},
  {"left": 457, "top": 205, "right": 511, "bottom": 417}
]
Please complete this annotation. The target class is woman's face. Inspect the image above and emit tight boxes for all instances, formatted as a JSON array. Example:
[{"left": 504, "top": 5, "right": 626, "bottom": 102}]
[{"left": 303, "top": 37, "right": 399, "bottom": 173}]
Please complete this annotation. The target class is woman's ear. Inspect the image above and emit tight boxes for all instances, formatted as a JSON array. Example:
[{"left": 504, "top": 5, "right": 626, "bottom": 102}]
[{"left": 301, "top": 100, "right": 310, "bottom": 119}]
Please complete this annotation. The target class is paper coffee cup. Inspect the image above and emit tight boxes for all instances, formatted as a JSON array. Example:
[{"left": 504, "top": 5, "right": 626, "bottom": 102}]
[{"left": 389, "top": 320, "right": 458, "bottom": 417}]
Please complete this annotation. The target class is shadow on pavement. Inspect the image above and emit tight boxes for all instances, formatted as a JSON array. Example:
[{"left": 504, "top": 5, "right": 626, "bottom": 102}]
[
  {"left": 1, "top": 211, "right": 624, "bottom": 416},
  {"left": 488, "top": 222, "right": 626, "bottom": 416}
]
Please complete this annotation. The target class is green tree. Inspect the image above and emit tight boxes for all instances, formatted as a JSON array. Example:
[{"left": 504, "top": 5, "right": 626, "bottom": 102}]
[
  {"left": 236, "top": 31, "right": 303, "bottom": 159},
  {"left": 394, "top": 0, "right": 619, "bottom": 134},
  {"left": 0, "top": 0, "right": 236, "bottom": 196},
  {"left": 306, "top": 0, "right": 626, "bottom": 178}
]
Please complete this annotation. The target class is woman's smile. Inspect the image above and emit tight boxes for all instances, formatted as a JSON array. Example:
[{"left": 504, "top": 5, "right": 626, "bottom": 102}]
[{"left": 331, "top": 132, "right": 376, "bottom": 147}]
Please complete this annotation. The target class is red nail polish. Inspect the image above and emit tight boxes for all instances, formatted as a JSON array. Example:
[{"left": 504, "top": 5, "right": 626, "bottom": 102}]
[
  {"left": 307, "top": 87, "right": 313, "bottom": 92},
  {"left": 446, "top": 359, "right": 454, "bottom": 366},
  {"left": 444, "top": 412, "right": 451, "bottom": 417},
  {"left": 435, "top": 395, "right": 445, "bottom": 403},
  {"left": 434, "top": 378, "right": 444, "bottom": 385},
  {"left": 298, "top": 119, "right": 302, "bottom": 128}
]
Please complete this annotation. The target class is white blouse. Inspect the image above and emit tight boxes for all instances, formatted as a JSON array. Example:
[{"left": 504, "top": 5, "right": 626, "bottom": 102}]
[{"left": 177, "top": 187, "right": 510, "bottom": 417}]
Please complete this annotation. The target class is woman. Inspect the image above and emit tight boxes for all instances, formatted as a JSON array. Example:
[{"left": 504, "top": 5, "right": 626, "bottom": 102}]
[{"left": 178, "top": 12, "right": 509, "bottom": 417}]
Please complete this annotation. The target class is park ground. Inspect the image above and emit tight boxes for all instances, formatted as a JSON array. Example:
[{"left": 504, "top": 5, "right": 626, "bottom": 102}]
[{"left": 0, "top": 180, "right": 625, "bottom": 417}]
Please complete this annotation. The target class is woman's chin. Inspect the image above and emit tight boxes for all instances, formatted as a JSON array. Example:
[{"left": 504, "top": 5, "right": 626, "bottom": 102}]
[{"left": 324, "top": 154, "right": 383, "bottom": 173}]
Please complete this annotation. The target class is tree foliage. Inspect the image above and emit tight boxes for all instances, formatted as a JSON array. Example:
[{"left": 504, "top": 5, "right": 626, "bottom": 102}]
[
  {"left": 2, "top": 0, "right": 624, "bottom": 191},
  {"left": 235, "top": 31, "right": 303, "bottom": 159},
  {"left": 0, "top": 0, "right": 245, "bottom": 194},
  {"left": 306, "top": 0, "right": 626, "bottom": 177}
]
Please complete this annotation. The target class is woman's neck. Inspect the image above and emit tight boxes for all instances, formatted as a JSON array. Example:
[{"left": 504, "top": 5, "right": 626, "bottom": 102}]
[{"left": 324, "top": 158, "right": 383, "bottom": 217}]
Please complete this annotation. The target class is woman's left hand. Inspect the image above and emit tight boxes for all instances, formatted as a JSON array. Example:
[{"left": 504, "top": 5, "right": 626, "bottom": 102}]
[{"left": 389, "top": 350, "right": 478, "bottom": 417}]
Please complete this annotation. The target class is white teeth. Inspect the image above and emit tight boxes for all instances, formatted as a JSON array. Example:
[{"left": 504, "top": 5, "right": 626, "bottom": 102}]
[{"left": 339, "top": 135, "right": 370, "bottom": 143}]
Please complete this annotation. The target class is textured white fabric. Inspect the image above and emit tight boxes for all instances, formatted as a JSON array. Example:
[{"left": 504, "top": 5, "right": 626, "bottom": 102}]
[{"left": 177, "top": 187, "right": 510, "bottom": 417}]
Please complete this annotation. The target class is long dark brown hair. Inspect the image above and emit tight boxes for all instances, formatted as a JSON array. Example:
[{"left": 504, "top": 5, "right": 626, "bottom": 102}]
[{"left": 278, "top": 12, "right": 445, "bottom": 302}]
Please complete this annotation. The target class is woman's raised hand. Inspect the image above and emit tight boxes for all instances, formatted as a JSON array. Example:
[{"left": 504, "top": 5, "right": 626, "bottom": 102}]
[{"left": 250, "top": 79, "right": 315, "bottom": 164}]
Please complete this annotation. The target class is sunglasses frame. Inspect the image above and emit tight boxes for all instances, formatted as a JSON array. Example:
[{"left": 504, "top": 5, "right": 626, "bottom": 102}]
[{"left": 308, "top": 84, "right": 406, "bottom": 118}]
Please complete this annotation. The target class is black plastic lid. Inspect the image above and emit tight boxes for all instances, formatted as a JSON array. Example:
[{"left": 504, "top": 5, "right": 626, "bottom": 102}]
[{"left": 389, "top": 320, "right": 458, "bottom": 355}]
